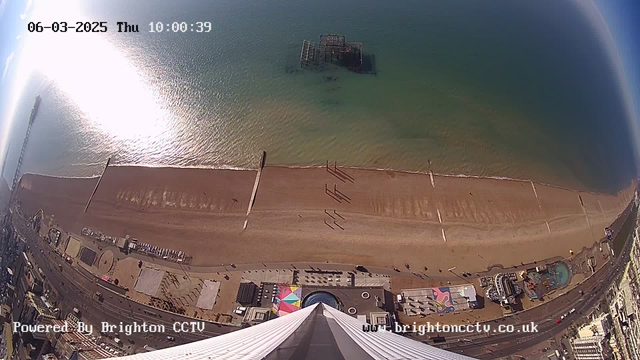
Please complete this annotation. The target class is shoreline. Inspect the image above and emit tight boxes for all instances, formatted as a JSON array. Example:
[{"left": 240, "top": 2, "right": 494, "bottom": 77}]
[{"left": 21, "top": 161, "right": 636, "bottom": 196}]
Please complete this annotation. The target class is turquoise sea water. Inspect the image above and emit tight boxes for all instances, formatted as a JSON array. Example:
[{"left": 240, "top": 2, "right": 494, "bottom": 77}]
[{"left": 5, "top": 0, "right": 637, "bottom": 193}]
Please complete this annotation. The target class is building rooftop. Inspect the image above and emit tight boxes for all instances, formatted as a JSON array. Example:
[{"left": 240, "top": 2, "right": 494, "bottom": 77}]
[
  {"left": 243, "top": 307, "right": 272, "bottom": 324},
  {"left": 369, "top": 312, "right": 389, "bottom": 326},
  {"left": 301, "top": 286, "right": 386, "bottom": 316},
  {"left": 76, "top": 348, "right": 115, "bottom": 359},
  {"left": 3, "top": 323, "right": 13, "bottom": 358},
  {"left": 402, "top": 284, "right": 478, "bottom": 315},
  {"left": 578, "top": 313, "right": 611, "bottom": 338},
  {"left": 57, "top": 329, "right": 114, "bottom": 359},
  {"left": 27, "top": 292, "right": 55, "bottom": 319}
]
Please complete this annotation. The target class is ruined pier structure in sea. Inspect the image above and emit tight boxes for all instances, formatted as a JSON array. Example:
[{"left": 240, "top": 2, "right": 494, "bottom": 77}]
[{"left": 300, "top": 34, "right": 365, "bottom": 73}]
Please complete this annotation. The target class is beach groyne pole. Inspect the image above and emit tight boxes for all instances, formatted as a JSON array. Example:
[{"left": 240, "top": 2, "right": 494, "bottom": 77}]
[
  {"left": 244, "top": 151, "right": 266, "bottom": 230},
  {"left": 531, "top": 181, "right": 551, "bottom": 234},
  {"left": 578, "top": 194, "right": 596, "bottom": 243},
  {"left": 84, "top": 156, "right": 111, "bottom": 213}
]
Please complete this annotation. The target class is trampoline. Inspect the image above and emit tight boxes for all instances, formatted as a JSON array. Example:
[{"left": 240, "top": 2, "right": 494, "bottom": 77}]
[{"left": 302, "top": 291, "right": 339, "bottom": 309}]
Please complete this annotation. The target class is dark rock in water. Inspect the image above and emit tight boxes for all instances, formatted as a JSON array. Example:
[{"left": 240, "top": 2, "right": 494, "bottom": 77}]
[
  {"left": 284, "top": 65, "right": 301, "bottom": 75},
  {"left": 320, "top": 99, "right": 341, "bottom": 107},
  {"left": 326, "top": 86, "right": 341, "bottom": 94}
]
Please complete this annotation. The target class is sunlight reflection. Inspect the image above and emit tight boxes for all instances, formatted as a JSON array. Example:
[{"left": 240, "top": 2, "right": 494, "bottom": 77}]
[{"left": 25, "top": 0, "right": 172, "bottom": 141}]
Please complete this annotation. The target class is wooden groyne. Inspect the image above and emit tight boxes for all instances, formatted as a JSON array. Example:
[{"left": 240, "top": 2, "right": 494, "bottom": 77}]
[
  {"left": 244, "top": 151, "right": 266, "bottom": 229},
  {"left": 84, "top": 156, "right": 111, "bottom": 213}
]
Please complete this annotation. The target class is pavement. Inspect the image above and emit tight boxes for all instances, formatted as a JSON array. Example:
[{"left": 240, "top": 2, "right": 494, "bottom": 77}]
[{"left": 62, "top": 221, "right": 567, "bottom": 283}]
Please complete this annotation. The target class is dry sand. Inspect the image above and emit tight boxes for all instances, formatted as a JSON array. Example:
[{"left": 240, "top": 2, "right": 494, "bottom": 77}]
[{"left": 15, "top": 165, "right": 636, "bottom": 274}]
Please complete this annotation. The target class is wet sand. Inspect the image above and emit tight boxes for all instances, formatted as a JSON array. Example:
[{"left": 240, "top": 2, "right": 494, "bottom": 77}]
[{"left": 15, "top": 165, "right": 636, "bottom": 273}]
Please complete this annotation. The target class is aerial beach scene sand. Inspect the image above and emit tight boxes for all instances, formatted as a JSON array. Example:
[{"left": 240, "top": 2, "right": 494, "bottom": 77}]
[
  {"left": 15, "top": 164, "right": 636, "bottom": 273},
  {"left": 1, "top": 0, "right": 640, "bottom": 358}
]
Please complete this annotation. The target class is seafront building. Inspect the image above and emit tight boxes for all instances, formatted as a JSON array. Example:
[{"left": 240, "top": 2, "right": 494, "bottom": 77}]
[
  {"left": 45, "top": 319, "right": 114, "bottom": 359},
  {"left": 604, "top": 205, "right": 640, "bottom": 360},
  {"left": 481, "top": 272, "right": 522, "bottom": 309},
  {"left": 399, "top": 284, "right": 478, "bottom": 316},
  {"left": 112, "top": 303, "right": 475, "bottom": 360},
  {"left": 570, "top": 336, "right": 607, "bottom": 360},
  {"left": 577, "top": 313, "right": 612, "bottom": 339}
]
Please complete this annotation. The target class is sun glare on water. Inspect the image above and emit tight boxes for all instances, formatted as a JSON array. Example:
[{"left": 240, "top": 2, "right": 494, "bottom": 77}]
[{"left": 22, "top": 0, "right": 172, "bottom": 142}]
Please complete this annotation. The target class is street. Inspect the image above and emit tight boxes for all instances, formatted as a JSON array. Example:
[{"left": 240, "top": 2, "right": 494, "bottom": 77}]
[{"left": 12, "top": 214, "right": 237, "bottom": 354}]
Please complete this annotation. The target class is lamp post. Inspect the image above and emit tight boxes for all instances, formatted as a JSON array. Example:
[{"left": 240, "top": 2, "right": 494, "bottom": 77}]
[
  {"left": 177, "top": 260, "right": 191, "bottom": 282},
  {"left": 448, "top": 266, "right": 468, "bottom": 283}
]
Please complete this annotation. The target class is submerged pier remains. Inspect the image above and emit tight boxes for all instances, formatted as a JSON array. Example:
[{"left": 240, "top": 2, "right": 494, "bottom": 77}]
[{"left": 300, "top": 34, "right": 373, "bottom": 74}]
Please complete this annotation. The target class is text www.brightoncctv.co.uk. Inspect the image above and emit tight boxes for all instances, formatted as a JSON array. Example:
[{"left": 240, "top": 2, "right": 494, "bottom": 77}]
[{"left": 362, "top": 322, "right": 539, "bottom": 336}]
